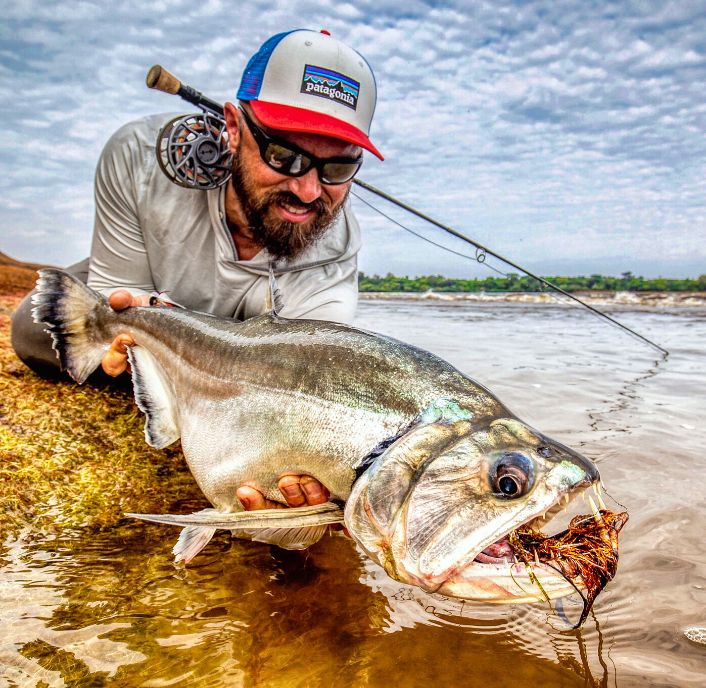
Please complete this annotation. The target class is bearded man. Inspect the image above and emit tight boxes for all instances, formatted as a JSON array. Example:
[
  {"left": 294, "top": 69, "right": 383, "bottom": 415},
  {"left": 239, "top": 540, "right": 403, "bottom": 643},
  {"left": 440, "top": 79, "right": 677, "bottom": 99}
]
[{"left": 11, "top": 29, "right": 382, "bottom": 511}]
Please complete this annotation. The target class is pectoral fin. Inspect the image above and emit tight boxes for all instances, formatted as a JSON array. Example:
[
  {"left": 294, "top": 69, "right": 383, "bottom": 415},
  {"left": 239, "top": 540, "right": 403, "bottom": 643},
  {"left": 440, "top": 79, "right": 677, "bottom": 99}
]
[
  {"left": 127, "top": 346, "right": 180, "bottom": 448},
  {"left": 127, "top": 502, "right": 344, "bottom": 529},
  {"left": 126, "top": 503, "right": 345, "bottom": 561}
]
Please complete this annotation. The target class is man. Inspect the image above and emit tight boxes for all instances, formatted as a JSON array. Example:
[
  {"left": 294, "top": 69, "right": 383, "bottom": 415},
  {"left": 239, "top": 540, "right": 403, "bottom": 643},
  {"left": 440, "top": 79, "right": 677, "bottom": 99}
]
[{"left": 11, "top": 28, "right": 383, "bottom": 512}]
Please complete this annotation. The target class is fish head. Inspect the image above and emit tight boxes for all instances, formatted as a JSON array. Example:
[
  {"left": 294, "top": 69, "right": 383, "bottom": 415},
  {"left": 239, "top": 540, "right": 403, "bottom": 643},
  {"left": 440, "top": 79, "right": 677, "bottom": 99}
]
[{"left": 344, "top": 413, "right": 600, "bottom": 603}]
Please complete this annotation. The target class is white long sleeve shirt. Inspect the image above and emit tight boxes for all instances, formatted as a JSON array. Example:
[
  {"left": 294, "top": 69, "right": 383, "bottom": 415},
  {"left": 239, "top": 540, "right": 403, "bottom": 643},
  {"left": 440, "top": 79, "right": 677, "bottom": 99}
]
[{"left": 88, "top": 113, "right": 361, "bottom": 323}]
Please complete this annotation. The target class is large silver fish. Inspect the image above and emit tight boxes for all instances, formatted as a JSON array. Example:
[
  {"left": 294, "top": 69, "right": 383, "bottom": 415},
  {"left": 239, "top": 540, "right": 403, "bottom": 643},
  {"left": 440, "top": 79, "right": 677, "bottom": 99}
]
[{"left": 32, "top": 268, "right": 602, "bottom": 605}]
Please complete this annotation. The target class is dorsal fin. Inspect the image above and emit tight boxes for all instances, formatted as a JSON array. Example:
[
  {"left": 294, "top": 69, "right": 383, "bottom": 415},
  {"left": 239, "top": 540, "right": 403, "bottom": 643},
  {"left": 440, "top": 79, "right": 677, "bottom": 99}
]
[{"left": 266, "top": 263, "right": 284, "bottom": 315}]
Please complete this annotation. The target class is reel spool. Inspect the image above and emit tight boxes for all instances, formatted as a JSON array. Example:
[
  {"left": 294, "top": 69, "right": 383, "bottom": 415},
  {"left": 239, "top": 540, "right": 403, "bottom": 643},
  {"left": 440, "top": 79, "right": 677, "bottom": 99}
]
[{"left": 156, "top": 112, "right": 232, "bottom": 190}]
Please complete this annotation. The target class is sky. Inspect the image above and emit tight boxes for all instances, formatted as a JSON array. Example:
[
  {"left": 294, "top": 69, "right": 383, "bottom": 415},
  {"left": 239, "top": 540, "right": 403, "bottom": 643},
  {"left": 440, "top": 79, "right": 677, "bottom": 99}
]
[{"left": 1, "top": 0, "right": 704, "bottom": 279}]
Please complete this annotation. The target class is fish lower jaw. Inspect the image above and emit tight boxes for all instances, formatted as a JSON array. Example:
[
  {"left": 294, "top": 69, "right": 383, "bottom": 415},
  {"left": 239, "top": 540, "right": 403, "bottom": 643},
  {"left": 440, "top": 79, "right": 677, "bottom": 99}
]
[{"left": 438, "top": 560, "right": 582, "bottom": 603}]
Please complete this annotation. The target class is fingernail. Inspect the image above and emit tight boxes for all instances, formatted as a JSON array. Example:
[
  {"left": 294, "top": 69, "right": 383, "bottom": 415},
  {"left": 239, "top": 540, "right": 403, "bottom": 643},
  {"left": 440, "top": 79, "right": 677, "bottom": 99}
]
[
  {"left": 281, "top": 484, "right": 301, "bottom": 499},
  {"left": 301, "top": 480, "right": 323, "bottom": 501}
]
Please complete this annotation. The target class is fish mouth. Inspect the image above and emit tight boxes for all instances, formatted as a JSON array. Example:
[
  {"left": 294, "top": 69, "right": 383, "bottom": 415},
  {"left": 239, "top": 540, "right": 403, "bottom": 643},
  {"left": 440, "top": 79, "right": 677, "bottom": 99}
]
[
  {"left": 438, "top": 484, "right": 603, "bottom": 603},
  {"left": 473, "top": 488, "right": 583, "bottom": 565}
]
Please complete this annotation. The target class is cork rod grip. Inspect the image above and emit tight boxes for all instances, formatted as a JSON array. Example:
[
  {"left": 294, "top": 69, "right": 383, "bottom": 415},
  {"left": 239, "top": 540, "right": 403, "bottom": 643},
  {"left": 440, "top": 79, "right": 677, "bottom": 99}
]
[{"left": 146, "top": 65, "right": 181, "bottom": 95}]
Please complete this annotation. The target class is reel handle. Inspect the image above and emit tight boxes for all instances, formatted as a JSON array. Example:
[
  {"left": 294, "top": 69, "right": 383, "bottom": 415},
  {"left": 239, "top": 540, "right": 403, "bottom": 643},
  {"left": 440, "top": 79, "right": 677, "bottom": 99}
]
[{"left": 146, "top": 64, "right": 181, "bottom": 95}]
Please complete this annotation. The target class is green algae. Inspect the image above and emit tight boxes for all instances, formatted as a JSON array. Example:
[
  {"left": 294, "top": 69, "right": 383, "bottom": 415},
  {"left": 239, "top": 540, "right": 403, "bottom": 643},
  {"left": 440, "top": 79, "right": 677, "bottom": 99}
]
[{"left": 0, "top": 293, "right": 203, "bottom": 537}]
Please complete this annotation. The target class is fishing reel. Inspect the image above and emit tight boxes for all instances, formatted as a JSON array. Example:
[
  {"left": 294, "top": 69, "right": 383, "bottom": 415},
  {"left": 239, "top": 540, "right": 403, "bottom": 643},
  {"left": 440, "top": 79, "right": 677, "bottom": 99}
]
[
  {"left": 148, "top": 65, "right": 232, "bottom": 190},
  {"left": 156, "top": 112, "right": 232, "bottom": 190}
]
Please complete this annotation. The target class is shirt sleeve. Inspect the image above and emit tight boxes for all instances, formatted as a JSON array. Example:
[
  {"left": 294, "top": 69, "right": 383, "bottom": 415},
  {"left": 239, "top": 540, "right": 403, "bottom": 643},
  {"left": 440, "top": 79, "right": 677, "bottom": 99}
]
[
  {"left": 279, "top": 255, "right": 359, "bottom": 324},
  {"left": 87, "top": 123, "right": 155, "bottom": 297}
]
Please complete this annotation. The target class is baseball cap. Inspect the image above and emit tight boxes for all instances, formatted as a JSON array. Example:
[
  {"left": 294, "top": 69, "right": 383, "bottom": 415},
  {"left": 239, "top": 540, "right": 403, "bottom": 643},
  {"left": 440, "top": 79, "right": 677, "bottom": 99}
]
[{"left": 237, "top": 29, "right": 383, "bottom": 160}]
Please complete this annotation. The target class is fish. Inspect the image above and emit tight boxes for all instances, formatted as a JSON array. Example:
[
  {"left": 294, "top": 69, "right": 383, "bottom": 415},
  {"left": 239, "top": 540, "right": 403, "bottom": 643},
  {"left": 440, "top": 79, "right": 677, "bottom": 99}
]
[{"left": 32, "top": 267, "right": 612, "bottom": 609}]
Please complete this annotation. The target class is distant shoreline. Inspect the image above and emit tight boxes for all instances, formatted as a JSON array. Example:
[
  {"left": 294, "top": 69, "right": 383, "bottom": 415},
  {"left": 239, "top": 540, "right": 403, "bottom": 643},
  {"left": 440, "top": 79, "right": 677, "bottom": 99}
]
[
  {"left": 359, "top": 290, "right": 706, "bottom": 308},
  {"left": 2, "top": 252, "right": 704, "bottom": 308}
]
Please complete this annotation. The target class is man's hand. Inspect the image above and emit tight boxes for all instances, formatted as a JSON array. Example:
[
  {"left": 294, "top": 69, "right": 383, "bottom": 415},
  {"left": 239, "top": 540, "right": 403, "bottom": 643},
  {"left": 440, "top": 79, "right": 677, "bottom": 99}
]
[
  {"left": 237, "top": 473, "right": 330, "bottom": 510},
  {"left": 102, "top": 290, "right": 151, "bottom": 377}
]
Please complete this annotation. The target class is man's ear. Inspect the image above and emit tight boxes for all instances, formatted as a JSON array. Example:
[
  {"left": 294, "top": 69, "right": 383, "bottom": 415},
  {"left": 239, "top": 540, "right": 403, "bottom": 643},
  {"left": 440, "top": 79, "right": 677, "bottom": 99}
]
[{"left": 223, "top": 102, "right": 241, "bottom": 155}]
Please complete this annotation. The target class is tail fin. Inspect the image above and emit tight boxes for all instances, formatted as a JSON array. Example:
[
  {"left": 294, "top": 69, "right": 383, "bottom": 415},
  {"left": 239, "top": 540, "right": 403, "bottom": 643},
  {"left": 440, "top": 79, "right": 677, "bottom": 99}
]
[{"left": 31, "top": 268, "right": 110, "bottom": 383}]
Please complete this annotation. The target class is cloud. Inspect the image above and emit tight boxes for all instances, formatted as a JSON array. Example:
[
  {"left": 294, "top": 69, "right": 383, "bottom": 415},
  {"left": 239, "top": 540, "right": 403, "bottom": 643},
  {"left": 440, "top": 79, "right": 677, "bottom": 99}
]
[{"left": 0, "top": 0, "right": 704, "bottom": 278}]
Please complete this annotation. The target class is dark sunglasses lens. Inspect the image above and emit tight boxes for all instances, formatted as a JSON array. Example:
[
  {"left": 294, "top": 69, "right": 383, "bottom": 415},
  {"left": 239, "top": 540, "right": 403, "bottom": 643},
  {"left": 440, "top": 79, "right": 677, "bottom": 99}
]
[
  {"left": 263, "top": 143, "right": 312, "bottom": 176},
  {"left": 320, "top": 161, "right": 361, "bottom": 184}
]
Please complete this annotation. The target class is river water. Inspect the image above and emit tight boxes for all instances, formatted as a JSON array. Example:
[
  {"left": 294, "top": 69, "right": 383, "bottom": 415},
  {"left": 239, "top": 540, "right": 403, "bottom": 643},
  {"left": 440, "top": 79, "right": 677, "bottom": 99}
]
[{"left": 1, "top": 299, "right": 705, "bottom": 687}]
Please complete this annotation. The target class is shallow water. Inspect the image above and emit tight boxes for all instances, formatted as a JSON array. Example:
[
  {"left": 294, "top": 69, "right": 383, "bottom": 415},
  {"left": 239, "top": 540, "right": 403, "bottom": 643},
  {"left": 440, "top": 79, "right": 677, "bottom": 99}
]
[{"left": 2, "top": 300, "right": 705, "bottom": 687}]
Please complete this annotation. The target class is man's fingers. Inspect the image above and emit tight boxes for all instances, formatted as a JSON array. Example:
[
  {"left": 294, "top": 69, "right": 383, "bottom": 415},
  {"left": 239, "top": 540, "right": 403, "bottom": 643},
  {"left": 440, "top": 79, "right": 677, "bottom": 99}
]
[
  {"left": 103, "top": 292, "right": 150, "bottom": 375},
  {"left": 108, "top": 290, "right": 134, "bottom": 311},
  {"left": 299, "top": 475, "right": 330, "bottom": 505},
  {"left": 101, "top": 333, "right": 135, "bottom": 377},
  {"left": 108, "top": 290, "right": 151, "bottom": 311},
  {"left": 277, "top": 475, "right": 307, "bottom": 507},
  {"left": 278, "top": 474, "right": 329, "bottom": 507},
  {"left": 237, "top": 485, "right": 281, "bottom": 511},
  {"left": 237, "top": 475, "right": 331, "bottom": 511}
]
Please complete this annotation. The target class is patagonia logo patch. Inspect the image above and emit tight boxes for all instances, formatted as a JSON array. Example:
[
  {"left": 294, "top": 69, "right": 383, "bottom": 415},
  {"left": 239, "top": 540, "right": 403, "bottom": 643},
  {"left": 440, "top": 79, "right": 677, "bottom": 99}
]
[{"left": 300, "top": 65, "right": 359, "bottom": 110}]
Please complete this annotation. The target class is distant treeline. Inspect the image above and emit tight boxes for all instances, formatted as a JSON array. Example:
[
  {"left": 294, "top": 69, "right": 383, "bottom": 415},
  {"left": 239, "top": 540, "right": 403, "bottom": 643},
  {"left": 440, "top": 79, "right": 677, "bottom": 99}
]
[{"left": 358, "top": 272, "right": 706, "bottom": 293}]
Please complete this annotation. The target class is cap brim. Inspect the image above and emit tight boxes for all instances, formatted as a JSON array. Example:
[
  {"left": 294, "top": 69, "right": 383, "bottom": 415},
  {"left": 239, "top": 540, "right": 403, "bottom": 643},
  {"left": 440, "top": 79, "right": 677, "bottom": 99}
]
[{"left": 250, "top": 100, "right": 384, "bottom": 161}]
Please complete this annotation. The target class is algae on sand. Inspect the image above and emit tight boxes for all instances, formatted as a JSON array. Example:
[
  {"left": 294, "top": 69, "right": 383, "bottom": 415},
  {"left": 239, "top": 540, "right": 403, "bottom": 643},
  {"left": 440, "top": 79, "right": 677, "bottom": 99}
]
[{"left": 0, "top": 292, "right": 203, "bottom": 537}]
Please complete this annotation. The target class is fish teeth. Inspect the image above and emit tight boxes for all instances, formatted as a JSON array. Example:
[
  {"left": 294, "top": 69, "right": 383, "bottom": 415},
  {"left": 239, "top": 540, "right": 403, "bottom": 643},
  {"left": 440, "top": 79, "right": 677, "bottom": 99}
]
[
  {"left": 595, "top": 483, "right": 607, "bottom": 510},
  {"left": 534, "top": 549, "right": 540, "bottom": 565},
  {"left": 588, "top": 494, "right": 599, "bottom": 516},
  {"left": 588, "top": 495, "right": 606, "bottom": 526},
  {"left": 591, "top": 482, "right": 608, "bottom": 509}
]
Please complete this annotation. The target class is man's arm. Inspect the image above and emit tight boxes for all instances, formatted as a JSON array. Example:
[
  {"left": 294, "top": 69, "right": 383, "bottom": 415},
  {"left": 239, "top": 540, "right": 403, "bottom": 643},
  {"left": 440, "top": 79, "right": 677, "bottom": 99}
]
[
  {"left": 87, "top": 121, "right": 156, "bottom": 296},
  {"left": 85, "top": 121, "right": 158, "bottom": 375}
]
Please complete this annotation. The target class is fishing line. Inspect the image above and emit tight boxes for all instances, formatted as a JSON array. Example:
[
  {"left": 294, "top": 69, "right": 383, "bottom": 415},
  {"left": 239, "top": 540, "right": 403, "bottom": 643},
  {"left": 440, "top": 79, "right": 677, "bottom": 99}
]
[
  {"left": 354, "top": 186, "right": 602, "bottom": 312},
  {"left": 352, "top": 191, "right": 507, "bottom": 277},
  {"left": 353, "top": 179, "right": 669, "bottom": 357}
]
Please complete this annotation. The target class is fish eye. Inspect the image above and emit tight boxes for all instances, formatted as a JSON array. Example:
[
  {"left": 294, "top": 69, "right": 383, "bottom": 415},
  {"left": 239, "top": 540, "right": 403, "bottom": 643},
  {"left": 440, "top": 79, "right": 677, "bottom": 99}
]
[{"left": 490, "top": 452, "right": 534, "bottom": 499}]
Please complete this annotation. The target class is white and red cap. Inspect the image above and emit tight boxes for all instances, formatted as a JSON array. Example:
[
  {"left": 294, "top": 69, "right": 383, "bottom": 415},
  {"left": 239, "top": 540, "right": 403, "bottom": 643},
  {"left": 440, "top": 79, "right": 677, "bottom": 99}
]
[{"left": 237, "top": 29, "right": 383, "bottom": 160}]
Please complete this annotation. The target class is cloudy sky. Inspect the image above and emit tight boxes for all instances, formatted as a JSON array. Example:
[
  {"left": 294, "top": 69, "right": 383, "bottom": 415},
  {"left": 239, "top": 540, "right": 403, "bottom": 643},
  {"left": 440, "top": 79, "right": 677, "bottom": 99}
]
[{"left": 2, "top": 0, "right": 704, "bottom": 278}]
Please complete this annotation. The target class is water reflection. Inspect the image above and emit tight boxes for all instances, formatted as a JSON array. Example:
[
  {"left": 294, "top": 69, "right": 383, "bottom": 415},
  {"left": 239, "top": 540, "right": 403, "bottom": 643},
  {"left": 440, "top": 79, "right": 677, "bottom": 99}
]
[{"left": 0, "top": 523, "right": 628, "bottom": 688}]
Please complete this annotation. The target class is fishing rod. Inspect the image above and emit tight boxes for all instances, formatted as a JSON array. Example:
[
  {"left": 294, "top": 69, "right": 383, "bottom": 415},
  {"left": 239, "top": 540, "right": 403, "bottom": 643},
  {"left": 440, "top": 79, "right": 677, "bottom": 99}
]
[
  {"left": 352, "top": 180, "right": 669, "bottom": 356},
  {"left": 145, "top": 65, "right": 669, "bottom": 357}
]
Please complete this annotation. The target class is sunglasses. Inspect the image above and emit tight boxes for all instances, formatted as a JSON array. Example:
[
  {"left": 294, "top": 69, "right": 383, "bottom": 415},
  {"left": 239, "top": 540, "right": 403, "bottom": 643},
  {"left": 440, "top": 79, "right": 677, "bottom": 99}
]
[{"left": 239, "top": 107, "right": 363, "bottom": 185}]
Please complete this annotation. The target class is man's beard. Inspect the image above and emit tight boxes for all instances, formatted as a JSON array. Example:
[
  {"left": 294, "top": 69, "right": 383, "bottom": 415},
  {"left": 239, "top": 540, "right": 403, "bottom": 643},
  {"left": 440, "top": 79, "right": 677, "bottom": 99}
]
[{"left": 229, "top": 152, "right": 348, "bottom": 261}]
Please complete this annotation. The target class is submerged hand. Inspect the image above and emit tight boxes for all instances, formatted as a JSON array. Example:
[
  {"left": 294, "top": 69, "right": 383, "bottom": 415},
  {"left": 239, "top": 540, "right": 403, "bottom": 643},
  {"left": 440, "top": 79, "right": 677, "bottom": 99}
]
[
  {"left": 237, "top": 474, "right": 330, "bottom": 510},
  {"left": 101, "top": 291, "right": 150, "bottom": 377}
]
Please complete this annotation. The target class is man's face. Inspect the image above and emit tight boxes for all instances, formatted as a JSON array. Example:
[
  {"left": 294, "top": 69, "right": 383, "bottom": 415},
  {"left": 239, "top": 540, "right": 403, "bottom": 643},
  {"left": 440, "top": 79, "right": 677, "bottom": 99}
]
[{"left": 227, "top": 107, "right": 360, "bottom": 261}]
